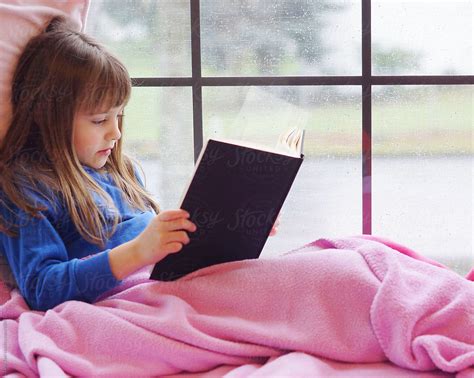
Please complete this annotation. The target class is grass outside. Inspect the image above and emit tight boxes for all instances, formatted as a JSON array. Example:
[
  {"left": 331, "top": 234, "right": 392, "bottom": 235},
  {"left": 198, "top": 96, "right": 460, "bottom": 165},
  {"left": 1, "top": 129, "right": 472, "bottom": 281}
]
[{"left": 122, "top": 85, "right": 472, "bottom": 159}]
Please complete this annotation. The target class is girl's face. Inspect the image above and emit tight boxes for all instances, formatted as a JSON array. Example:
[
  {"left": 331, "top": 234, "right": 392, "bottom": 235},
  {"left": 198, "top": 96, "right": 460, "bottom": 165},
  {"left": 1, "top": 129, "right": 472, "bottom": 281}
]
[{"left": 73, "top": 105, "right": 124, "bottom": 169}]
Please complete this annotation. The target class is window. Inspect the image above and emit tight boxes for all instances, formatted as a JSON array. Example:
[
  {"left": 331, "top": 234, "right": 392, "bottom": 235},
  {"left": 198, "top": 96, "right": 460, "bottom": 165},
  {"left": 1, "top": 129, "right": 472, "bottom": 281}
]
[{"left": 87, "top": 0, "right": 473, "bottom": 275}]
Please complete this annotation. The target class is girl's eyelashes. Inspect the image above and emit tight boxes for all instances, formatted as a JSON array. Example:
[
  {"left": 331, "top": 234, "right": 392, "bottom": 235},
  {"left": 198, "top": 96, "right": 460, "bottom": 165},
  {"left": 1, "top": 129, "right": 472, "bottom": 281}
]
[{"left": 91, "top": 114, "right": 124, "bottom": 125}]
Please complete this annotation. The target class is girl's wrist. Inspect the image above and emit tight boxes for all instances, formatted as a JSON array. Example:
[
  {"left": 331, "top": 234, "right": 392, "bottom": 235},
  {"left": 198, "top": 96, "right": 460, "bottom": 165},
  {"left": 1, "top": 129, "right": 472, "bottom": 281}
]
[
  {"left": 130, "top": 237, "right": 155, "bottom": 266},
  {"left": 109, "top": 238, "right": 146, "bottom": 280},
  {"left": 129, "top": 238, "right": 144, "bottom": 264}
]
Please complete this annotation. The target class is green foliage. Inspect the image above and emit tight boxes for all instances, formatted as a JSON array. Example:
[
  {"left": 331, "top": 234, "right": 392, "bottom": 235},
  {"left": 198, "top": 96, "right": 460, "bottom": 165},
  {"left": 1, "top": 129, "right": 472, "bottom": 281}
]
[{"left": 373, "top": 43, "right": 423, "bottom": 75}]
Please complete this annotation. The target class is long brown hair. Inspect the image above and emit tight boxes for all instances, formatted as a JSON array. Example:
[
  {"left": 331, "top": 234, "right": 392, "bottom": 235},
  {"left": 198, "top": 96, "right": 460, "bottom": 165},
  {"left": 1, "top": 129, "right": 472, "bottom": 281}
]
[{"left": 0, "top": 16, "right": 160, "bottom": 248}]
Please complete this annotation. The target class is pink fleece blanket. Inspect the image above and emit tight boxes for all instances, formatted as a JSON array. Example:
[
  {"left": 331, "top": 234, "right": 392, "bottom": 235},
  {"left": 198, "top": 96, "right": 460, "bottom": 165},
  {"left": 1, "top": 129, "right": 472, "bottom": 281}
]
[{"left": 0, "top": 236, "right": 473, "bottom": 377}]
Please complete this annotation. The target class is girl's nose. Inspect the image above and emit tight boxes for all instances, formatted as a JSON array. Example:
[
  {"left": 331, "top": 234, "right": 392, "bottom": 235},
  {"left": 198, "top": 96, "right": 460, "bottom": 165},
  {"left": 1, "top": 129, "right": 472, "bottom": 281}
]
[{"left": 107, "top": 120, "right": 121, "bottom": 141}]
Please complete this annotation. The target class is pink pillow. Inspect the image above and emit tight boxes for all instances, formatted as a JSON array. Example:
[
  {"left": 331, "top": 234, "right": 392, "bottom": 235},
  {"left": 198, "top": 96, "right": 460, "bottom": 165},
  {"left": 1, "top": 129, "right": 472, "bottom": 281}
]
[{"left": 0, "top": 0, "right": 90, "bottom": 145}]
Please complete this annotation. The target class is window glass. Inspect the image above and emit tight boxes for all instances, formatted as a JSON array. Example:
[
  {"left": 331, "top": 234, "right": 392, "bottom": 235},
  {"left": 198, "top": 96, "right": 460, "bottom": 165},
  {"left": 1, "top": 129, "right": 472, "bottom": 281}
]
[
  {"left": 87, "top": 1, "right": 473, "bottom": 272},
  {"left": 372, "top": 86, "right": 473, "bottom": 275},
  {"left": 201, "top": 0, "right": 361, "bottom": 76},
  {"left": 123, "top": 87, "right": 194, "bottom": 209},
  {"left": 372, "top": 1, "right": 473, "bottom": 75},
  {"left": 203, "top": 86, "right": 362, "bottom": 255},
  {"left": 86, "top": 0, "right": 191, "bottom": 77}
]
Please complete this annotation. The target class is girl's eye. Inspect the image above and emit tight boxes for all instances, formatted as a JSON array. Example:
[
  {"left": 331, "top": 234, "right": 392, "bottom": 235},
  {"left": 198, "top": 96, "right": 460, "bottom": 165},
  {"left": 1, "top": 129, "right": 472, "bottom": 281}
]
[{"left": 91, "top": 114, "right": 123, "bottom": 125}]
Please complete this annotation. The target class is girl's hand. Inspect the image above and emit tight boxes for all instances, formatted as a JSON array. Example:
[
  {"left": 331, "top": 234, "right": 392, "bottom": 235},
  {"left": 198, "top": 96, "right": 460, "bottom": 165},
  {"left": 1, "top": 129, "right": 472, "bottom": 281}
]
[
  {"left": 134, "top": 209, "right": 197, "bottom": 266},
  {"left": 269, "top": 212, "right": 282, "bottom": 237}
]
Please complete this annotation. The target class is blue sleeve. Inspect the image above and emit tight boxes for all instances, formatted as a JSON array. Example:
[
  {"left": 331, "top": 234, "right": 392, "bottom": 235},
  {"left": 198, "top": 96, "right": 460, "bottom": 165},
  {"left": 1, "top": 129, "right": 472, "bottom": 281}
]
[{"left": 0, "top": 208, "right": 122, "bottom": 311}]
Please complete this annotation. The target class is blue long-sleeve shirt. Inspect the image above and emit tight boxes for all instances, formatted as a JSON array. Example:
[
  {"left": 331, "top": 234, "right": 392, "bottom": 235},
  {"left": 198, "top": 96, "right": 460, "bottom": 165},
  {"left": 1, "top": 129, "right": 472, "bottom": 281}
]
[{"left": 0, "top": 166, "right": 155, "bottom": 311}]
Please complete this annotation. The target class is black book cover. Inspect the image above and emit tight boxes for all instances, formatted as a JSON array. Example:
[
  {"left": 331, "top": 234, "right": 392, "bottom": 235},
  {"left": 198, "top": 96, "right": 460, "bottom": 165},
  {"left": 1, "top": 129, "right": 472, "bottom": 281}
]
[{"left": 150, "top": 138, "right": 304, "bottom": 281}]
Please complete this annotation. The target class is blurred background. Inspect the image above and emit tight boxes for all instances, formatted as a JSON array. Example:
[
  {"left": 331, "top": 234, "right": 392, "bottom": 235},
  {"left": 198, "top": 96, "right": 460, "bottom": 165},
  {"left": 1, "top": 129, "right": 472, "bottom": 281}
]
[{"left": 86, "top": 0, "right": 473, "bottom": 276}]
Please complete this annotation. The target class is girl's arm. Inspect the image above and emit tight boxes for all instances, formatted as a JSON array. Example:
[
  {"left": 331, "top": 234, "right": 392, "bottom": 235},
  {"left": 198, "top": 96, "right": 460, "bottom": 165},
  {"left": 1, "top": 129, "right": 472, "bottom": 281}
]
[
  {"left": 108, "top": 238, "right": 142, "bottom": 280},
  {"left": 0, "top": 208, "right": 122, "bottom": 311}
]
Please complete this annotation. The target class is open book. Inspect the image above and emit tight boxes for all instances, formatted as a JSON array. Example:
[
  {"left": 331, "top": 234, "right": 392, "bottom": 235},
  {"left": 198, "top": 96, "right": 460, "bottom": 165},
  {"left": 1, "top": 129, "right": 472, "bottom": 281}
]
[{"left": 149, "top": 127, "right": 305, "bottom": 281}]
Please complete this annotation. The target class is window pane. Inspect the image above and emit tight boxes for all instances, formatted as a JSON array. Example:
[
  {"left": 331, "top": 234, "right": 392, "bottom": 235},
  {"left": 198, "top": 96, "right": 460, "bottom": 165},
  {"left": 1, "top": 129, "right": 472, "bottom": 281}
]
[
  {"left": 201, "top": 0, "right": 361, "bottom": 76},
  {"left": 123, "top": 87, "right": 194, "bottom": 209},
  {"left": 372, "top": 1, "right": 473, "bottom": 75},
  {"left": 373, "top": 86, "right": 473, "bottom": 276},
  {"left": 203, "top": 86, "right": 362, "bottom": 255},
  {"left": 86, "top": 0, "right": 191, "bottom": 77}
]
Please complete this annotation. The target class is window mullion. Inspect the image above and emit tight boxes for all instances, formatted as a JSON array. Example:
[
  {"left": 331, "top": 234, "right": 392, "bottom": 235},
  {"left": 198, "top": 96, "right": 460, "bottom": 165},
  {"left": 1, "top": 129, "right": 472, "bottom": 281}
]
[
  {"left": 362, "top": 0, "right": 372, "bottom": 234},
  {"left": 191, "top": 0, "right": 203, "bottom": 163}
]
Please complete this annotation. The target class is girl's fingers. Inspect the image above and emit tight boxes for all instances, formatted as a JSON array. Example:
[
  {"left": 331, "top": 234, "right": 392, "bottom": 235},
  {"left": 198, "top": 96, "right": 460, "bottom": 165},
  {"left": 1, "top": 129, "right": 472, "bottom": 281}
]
[
  {"left": 269, "top": 214, "right": 281, "bottom": 236},
  {"left": 161, "top": 242, "right": 185, "bottom": 255},
  {"left": 163, "top": 230, "right": 191, "bottom": 246},
  {"left": 162, "top": 217, "right": 196, "bottom": 232},
  {"left": 273, "top": 214, "right": 281, "bottom": 228},
  {"left": 157, "top": 209, "right": 190, "bottom": 222}
]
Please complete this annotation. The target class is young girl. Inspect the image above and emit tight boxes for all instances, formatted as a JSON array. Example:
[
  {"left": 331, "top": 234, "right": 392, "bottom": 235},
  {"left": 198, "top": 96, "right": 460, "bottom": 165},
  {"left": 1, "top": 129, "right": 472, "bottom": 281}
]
[{"left": 0, "top": 16, "right": 280, "bottom": 312}]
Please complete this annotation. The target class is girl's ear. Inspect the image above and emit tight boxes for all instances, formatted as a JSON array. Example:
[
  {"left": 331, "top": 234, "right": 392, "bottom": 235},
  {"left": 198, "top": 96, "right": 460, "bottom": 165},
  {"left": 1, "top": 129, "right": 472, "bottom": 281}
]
[{"left": 0, "top": 0, "right": 90, "bottom": 146}]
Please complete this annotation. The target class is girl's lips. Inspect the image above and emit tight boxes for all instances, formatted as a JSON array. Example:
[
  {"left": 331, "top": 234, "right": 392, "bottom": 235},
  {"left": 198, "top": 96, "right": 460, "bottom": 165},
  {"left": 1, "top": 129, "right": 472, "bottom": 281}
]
[{"left": 98, "top": 148, "right": 111, "bottom": 155}]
